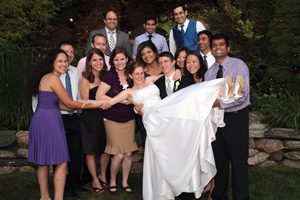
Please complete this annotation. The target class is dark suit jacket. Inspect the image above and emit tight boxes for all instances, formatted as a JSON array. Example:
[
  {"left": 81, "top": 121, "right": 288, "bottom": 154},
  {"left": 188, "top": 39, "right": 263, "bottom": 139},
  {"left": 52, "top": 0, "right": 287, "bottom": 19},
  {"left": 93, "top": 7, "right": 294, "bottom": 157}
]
[
  {"left": 154, "top": 75, "right": 195, "bottom": 99},
  {"left": 85, "top": 28, "right": 131, "bottom": 56}
]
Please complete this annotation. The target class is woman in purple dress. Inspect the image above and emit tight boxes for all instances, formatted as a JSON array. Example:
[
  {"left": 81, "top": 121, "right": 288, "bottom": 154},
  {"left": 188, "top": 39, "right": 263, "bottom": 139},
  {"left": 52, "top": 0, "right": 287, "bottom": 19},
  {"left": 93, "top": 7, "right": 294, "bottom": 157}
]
[{"left": 27, "top": 49, "right": 104, "bottom": 200}]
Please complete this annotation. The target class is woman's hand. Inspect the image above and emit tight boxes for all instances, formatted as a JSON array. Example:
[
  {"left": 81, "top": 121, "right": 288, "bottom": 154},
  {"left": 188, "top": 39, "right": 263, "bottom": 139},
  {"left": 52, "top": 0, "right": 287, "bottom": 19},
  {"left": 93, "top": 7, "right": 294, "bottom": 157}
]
[
  {"left": 120, "top": 99, "right": 131, "bottom": 105},
  {"left": 173, "top": 69, "right": 182, "bottom": 81}
]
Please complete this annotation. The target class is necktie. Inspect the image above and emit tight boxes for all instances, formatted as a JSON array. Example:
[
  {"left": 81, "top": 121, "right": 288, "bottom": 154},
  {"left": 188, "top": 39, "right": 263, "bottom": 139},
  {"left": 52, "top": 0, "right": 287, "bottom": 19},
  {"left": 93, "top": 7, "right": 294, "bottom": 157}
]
[
  {"left": 148, "top": 35, "right": 153, "bottom": 42},
  {"left": 109, "top": 32, "right": 116, "bottom": 52},
  {"left": 65, "top": 69, "right": 74, "bottom": 115},
  {"left": 166, "top": 78, "right": 173, "bottom": 96},
  {"left": 180, "top": 25, "right": 184, "bottom": 34},
  {"left": 203, "top": 55, "right": 208, "bottom": 68},
  {"left": 216, "top": 65, "right": 223, "bottom": 78}
]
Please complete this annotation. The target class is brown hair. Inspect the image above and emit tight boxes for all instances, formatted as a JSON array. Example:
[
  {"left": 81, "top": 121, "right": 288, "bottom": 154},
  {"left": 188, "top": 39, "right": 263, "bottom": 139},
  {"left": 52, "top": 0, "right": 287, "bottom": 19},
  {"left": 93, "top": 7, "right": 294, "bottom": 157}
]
[
  {"left": 109, "top": 46, "right": 133, "bottom": 83},
  {"left": 82, "top": 48, "right": 108, "bottom": 82},
  {"left": 136, "top": 41, "right": 159, "bottom": 67}
]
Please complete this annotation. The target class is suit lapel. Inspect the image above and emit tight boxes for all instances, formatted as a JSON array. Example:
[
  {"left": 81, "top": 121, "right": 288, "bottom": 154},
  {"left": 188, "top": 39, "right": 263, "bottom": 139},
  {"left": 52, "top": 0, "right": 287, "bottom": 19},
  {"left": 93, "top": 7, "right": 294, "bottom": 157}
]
[{"left": 158, "top": 76, "right": 167, "bottom": 99}]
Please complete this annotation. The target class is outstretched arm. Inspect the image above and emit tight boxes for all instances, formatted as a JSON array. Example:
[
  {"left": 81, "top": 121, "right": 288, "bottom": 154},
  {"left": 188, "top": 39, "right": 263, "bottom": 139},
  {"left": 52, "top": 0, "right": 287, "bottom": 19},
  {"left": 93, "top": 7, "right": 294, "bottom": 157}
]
[
  {"left": 145, "top": 69, "right": 182, "bottom": 84},
  {"left": 107, "top": 89, "right": 134, "bottom": 106}
]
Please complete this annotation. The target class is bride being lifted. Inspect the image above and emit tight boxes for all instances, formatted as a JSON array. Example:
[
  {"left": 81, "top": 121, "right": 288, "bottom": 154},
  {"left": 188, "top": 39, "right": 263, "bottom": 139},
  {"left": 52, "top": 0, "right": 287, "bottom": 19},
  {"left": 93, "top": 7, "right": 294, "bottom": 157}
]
[{"left": 96, "top": 61, "right": 244, "bottom": 200}]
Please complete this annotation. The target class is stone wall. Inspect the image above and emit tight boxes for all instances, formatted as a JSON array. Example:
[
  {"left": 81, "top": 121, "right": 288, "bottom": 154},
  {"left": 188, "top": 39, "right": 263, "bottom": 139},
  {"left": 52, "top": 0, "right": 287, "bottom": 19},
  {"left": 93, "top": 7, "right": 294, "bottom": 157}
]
[{"left": 1, "top": 112, "right": 299, "bottom": 175}]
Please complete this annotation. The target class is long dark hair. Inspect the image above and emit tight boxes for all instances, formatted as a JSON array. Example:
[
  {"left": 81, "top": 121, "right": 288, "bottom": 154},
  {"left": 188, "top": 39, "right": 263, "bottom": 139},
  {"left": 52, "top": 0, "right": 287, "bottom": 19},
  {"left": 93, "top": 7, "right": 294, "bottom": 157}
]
[
  {"left": 184, "top": 50, "right": 207, "bottom": 81},
  {"left": 136, "top": 41, "right": 159, "bottom": 67},
  {"left": 82, "top": 48, "right": 108, "bottom": 83},
  {"left": 174, "top": 46, "right": 190, "bottom": 69},
  {"left": 27, "top": 49, "right": 67, "bottom": 97},
  {"left": 109, "top": 46, "right": 133, "bottom": 83}
]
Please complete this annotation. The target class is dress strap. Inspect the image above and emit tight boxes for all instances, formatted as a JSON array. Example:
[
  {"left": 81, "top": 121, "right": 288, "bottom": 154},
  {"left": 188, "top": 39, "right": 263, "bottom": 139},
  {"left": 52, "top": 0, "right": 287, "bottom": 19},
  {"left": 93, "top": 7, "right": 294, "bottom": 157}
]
[{"left": 38, "top": 74, "right": 48, "bottom": 90}]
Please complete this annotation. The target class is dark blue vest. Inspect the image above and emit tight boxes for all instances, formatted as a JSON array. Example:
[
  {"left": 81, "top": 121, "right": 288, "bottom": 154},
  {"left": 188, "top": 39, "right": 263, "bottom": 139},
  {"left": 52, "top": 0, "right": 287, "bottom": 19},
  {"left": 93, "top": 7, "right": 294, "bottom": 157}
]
[{"left": 172, "top": 20, "right": 200, "bottom": 52}]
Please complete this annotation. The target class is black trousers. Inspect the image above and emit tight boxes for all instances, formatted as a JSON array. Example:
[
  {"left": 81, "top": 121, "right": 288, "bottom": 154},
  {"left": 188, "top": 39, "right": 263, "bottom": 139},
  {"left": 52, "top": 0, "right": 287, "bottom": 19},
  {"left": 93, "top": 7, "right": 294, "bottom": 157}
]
[
  {"left": 211, "top": 107, "right": 250, "bottom": 200},
  {"left": 178, "top": 192, "right": 194, "bottom": 200},
  {"left": 136, "top": 114, "right": 147, "bottom": 147},
  {"left": 61, "top": 114, "right": 89, "bottom": 193}
]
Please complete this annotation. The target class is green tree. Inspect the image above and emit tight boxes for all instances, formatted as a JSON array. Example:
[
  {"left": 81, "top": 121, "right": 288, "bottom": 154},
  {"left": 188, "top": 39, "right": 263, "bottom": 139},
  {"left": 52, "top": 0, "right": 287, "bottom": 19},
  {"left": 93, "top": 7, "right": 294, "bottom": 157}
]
[
  {"left": 265, "top": 0, "right": 300, "bottom": 92},
  {"left": 0, "top": 0, "right": 81, "bottom": 44}
]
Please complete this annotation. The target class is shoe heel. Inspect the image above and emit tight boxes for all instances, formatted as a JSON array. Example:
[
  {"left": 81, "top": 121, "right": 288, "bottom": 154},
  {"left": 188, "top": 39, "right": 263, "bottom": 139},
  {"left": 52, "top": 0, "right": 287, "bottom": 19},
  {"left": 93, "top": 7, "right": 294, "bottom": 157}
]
[{"left": 237, "top": 75, "right": 244, "bottom": 96}]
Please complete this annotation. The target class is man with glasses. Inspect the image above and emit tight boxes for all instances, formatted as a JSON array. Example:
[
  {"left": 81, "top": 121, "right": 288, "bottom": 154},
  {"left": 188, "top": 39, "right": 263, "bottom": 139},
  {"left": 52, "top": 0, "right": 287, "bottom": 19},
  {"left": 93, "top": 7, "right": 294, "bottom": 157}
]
[
  {"left": 86, "top": 10, "right": 131, "bottom": 56},
  {"left": 169, "top": 4, "right": 206, "bottom": 56}
]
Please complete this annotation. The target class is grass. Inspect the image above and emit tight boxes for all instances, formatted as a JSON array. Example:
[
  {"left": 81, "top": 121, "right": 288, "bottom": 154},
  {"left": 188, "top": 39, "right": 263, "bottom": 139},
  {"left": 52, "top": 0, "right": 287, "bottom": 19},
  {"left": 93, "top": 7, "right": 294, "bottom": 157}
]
[{"left": 0, "top": 167, "right": 299, "bottom": 200}]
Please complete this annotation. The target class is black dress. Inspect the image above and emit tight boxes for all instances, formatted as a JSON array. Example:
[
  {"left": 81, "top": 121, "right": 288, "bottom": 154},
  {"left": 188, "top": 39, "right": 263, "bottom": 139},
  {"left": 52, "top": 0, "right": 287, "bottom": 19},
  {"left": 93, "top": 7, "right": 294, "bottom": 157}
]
[{"left": 81, "top": 86, "right": 106, "bottom": 155}]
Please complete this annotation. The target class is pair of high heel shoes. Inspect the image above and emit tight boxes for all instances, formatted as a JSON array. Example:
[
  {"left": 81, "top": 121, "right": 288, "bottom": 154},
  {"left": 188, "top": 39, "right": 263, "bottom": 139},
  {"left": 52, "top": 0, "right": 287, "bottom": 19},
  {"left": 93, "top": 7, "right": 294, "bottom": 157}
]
[{"left": 219, "top": 74, "right": 245, "bottom": 103}]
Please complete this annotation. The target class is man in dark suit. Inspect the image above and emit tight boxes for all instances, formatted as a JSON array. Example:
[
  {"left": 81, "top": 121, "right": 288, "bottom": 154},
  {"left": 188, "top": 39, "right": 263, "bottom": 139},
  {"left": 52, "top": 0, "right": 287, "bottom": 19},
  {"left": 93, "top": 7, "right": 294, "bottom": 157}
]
[
  {"left": 85, "top": 10, "right": 131, "bottom": 56},
  {"left": 155, "top": 52, "right": 194, "bottom": 100},
  {"left": 155, "top": 52, "right": 195, "bottom": 200}
]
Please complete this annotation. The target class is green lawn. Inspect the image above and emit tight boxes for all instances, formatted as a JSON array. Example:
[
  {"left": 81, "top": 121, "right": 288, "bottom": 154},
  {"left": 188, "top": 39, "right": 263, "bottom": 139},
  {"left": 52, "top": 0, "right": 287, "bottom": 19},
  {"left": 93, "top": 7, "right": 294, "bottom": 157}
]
[{"left": 0, "top": 166, "right": 299, "bottom": 200}]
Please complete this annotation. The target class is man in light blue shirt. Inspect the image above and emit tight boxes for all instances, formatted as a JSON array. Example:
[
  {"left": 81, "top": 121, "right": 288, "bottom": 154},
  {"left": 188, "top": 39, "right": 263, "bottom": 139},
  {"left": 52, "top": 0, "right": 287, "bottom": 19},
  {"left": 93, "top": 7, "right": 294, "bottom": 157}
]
[{"left": 132, "top": 14, "right": 169, "bottom": 59}]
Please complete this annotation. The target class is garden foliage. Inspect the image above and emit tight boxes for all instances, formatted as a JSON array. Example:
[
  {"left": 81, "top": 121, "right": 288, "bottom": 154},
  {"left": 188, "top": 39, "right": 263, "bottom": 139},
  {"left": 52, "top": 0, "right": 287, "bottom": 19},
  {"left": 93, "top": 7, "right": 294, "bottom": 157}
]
[{"left": 0, "top": 41, "right": 48, "bottom": 130}]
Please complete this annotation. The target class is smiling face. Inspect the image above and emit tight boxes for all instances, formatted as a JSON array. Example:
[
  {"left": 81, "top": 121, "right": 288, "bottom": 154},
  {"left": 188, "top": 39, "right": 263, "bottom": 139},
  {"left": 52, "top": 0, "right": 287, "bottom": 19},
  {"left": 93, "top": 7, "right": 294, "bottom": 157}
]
[
  {"left": 91, "top": 35, "right": 107, "bottom": 54},
  {"left": 173, "top": 6, "right": 187, "bottom": 25},
  {"left": 60, "top": 44, "right": 74, "bottom": 63},
  {"left": 113, "top": 53, "right": 128, "bottom": 72},
  {"left": 53, "top": 53, "right": 69, "bottom": 76},
  {"left": 176, "top": 50, "right": 187, "bottom": 70},
  {"left": 144, "top": 19, "right": 157, "bottom": 34},
  {"left": 141, "top": 47, "right": 156, "bottom": 64},
  {"left": 211, "top": 38, "right": 230, "bottom": 63},
  {"left": 129, "top": 66, "right": 145, "bottom": 86},
  {"left": 158, "top": 56, "right": 175, "bottom": 77},
  {"left": 198, "top": 33, "right": 210, "bottom": 54},
  {"left": 104, "top": 11, "right": 118, "bottom": 32},
  {"left": 89, "top": 53, "right": 104, "bottom": 73},
  {"left": 186, "top": 54, "right": 200, "bottom": 75}
]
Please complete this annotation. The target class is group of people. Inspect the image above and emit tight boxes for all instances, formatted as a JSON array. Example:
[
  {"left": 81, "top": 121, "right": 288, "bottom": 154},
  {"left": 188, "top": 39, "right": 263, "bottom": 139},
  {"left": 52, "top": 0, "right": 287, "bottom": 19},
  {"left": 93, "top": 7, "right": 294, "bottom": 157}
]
[{"left": 27, "top": 3, "right": 250, "bottom": 200}]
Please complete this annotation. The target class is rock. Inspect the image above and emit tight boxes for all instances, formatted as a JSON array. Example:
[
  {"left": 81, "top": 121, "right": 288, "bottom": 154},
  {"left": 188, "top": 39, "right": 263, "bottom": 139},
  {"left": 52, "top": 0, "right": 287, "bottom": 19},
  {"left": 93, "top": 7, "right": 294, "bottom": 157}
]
[
  {"left": 249, "top": 149, "right": 260, "bottom": 156},
  {"left": 16, "top": 131, "right": 29, "bottom": 148},
  {"left": 249, "top": 138, "right": 255, "bottom": 149},
  {"left": 265, "top": 128, "right": 300, "bottom": 140},
  {"left": 255, "top": 139, "right": 284, "bottom": 153},
  {"left": 19, "top": 166, "right": 36, "bottom": 172},
  {"left": 131, "top": 163, "right": 143, "bottom": 173},
  {"left": 0, "top": 166, "right": 19, "bottom": 175},
  {"left": 282, "top": 159, "right": 300, "bottom": 169},
  {"left": 132, "top": 154, "right": 143, "bottom": 163},
  {"left": 257, "top": 160, "right": 277, "bottom": 168},
  {"left": 249, "top": 122, "right": 267, "bottom": 130},
  {"left": 15, "top": 149, "right": 28, "bottom": 158},
  {"left": 249, "top": 129, "right": 266, "bottom": 138},
  {"left": 249, "top": 111, "right": 265, "bottom": 122},
  {"left": 247, "top": 152, "right": 269, "bottom": 166},
  {"left": 284, "top": 140, "right": 300, "bottom": 149},
  {"left": 0, "top": 130, "right": 17, "bottom": 148},
  {"left": 0, "top": 150, "right": 16, "bottom": 158},
  {"left": 269, "top": 150, "right": 284, "bottom": 161},
  {"left": 283, "top": 151, "right": 300, "bottom": 160}
]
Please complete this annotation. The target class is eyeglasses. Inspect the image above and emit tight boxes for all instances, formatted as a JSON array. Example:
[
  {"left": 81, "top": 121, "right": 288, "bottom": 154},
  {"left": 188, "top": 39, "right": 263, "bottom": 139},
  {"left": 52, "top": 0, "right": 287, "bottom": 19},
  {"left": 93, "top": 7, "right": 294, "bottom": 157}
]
[
  {"left": 106, "top": 18, "right": 118, "bottom": 21},
  {"left": 174, "top": 11, "right": 185, "bottom": 17},
  {"left": 55, "top": 60, "right": 69, "bottom": 64}
]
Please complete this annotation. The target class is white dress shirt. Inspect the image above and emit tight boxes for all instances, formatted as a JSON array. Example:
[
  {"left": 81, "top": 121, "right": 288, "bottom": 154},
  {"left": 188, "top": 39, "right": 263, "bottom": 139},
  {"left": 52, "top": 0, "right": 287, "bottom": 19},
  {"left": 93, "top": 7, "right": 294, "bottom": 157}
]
[
  {"left": 169, "top": 19, "right": 206, "bottom": 55},
  {"left": 105, "top": 27, "right": 117, "bottom": 47},
  {"left": 31, "top": 65, "right": 81, "bottom": 114},
  {"left": 200, "top": 51, "right": 216, "bottom": 69}
]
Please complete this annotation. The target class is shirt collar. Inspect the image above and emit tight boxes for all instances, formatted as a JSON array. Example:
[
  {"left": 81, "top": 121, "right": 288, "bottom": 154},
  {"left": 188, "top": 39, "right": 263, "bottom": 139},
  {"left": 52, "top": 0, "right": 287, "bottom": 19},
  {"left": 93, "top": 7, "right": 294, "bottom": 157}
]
[
  {"left": 165, "top": 71, "right": 175, "bottom": 80},
  {"left": 200, "top": 51, "right": 212, "bottom": 57},
  {"left": 145, "top": 32, "right": 156, "bottom": 37},
  {"left": 105, "top": 27, "right": 116, "bottom": 34},
  {"left": 178, "top": 18, "right": 189, "bottom": 28},
  {"left": 216, "top": 56, "right": 230, "bottom": 68}
]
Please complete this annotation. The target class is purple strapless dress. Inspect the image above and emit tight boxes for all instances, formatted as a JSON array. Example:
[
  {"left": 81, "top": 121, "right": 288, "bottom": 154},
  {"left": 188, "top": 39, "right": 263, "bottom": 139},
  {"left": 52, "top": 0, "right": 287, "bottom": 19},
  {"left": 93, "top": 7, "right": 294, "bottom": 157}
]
[{"left": 28, "top": 91, "right": 70, "bottom": 165}]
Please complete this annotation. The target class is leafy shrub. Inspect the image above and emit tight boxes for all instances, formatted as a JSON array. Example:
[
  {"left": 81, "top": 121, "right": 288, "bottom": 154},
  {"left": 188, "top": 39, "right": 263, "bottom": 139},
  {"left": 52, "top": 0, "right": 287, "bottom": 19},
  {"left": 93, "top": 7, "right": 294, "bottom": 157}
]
[{"left": 0, "top": 41, "right": 48, "bottom": 130}]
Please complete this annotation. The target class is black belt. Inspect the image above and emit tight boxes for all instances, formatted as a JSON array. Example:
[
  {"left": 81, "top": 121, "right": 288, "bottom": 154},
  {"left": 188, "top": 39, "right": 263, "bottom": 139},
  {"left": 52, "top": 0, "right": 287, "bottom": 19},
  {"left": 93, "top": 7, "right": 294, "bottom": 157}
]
[{"left": 61, "top": 113, "right": 79, "bottom": 119}]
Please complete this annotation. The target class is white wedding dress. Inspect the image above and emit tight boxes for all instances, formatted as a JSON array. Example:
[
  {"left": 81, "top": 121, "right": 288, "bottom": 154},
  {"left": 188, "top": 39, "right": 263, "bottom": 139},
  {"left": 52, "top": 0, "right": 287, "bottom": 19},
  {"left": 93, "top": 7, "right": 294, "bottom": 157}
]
[{"left": 132, "top": 79, "right": 230, "bottom": 200}]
